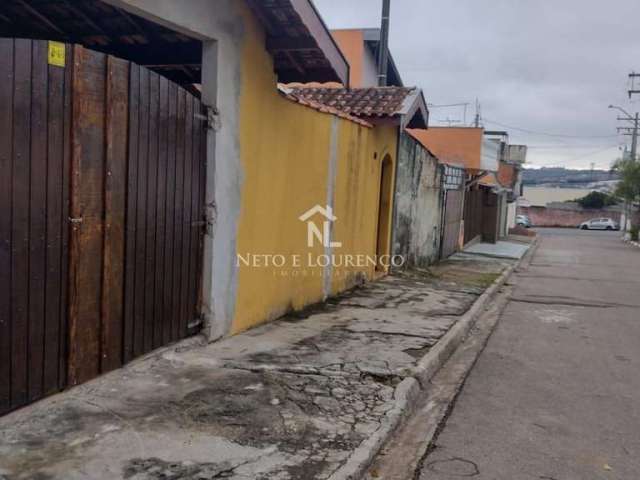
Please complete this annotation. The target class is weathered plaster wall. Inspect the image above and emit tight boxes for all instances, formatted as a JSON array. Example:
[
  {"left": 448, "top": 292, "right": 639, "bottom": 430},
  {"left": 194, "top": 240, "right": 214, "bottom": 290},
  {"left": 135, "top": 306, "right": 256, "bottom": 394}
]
[
  {"left": 392, "top": 133, "right": 443, "bottom": 268},
  {"left": 232, "top": 10, "right": 398, "bottom": 333},
  {"left": 507, "top": 201, "right": 518, "bottom": 229}
]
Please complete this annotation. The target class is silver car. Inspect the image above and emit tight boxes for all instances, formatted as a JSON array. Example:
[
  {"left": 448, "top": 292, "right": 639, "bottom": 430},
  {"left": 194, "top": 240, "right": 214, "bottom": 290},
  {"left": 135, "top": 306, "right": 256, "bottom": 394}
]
[
  {"left": 516, "top": 215, "right": 532, "bottom": 228},
  {"left": 579, "top": 218, "right": 619, "bottom": 230}
]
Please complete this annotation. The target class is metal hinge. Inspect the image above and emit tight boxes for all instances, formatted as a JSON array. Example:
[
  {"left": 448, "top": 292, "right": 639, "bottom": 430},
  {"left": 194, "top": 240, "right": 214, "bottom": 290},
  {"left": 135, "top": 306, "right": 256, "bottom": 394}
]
[
  {"left": 187, "top": 316, "right": 204, "bottom": 333},
  {"left": 69, "top": 216, "right": 83, "bottom": 224},
  {"left": 195, "top": 106, "right": 220, "bottom": 131}
]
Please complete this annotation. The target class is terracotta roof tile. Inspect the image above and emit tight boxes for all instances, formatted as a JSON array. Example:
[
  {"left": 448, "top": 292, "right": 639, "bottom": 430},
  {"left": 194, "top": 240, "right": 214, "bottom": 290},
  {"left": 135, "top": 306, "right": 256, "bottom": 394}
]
[
  {"left": 285, "top": 86, "right": 417, "bottom": 118},
  {"left": 278, "top": 86, "right": 372, "bottom": 127}
]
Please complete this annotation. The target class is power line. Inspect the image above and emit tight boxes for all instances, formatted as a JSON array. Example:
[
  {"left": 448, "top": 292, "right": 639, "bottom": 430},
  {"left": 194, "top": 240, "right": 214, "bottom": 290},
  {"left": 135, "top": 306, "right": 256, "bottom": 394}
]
[
  {"left": 427, "top": 102, "right": 470, "bottom": 108},
  {"left": 527, "top": 144, "right": 623, "bottom": 149},
  {"left": 483, "top": 118, "right": 619, "bottom": 139}
]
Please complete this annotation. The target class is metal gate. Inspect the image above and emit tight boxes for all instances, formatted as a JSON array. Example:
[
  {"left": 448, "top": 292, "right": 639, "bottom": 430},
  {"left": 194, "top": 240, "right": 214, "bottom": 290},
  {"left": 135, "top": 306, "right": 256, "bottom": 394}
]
[
  {"left": 1, "top": 40, "right": 206, "bottom": 414},
  {"left": 441, "top": 189, "right": 464, "bottom": 259}
]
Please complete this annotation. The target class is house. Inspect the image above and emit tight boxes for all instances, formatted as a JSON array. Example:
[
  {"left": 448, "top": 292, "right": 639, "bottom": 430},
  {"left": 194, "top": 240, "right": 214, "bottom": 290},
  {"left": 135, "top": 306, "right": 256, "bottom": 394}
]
[
  {"left": 0, "top": 0, "right": 425, "bottom": 414},
  {"left": 478, "top": 137, "right": 527, "bottom": 238},
  {"left": 330, "top": 28, "right": 404, "bottom": 88},
  {"left": 318, "top": 27, "right": 451, "bottom": 267},
  {"left": 410, "top": 127, "right": 504, "bottom": 245}
]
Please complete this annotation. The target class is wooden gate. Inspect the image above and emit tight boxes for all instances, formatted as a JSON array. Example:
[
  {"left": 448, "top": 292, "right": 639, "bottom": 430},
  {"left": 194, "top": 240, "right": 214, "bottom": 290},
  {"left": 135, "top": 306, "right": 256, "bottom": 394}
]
[
  {"left": 463, "top": 187, "right": 485, "bottom": 245},
  {"left": 1, "top": 40, "right": 207, "bottom": 414},
  {"left": 1, "top": 39, "right": 72, "bottom": 414},
  {"left": 440, "top": 189, "right": 464, "bottom": 259}
]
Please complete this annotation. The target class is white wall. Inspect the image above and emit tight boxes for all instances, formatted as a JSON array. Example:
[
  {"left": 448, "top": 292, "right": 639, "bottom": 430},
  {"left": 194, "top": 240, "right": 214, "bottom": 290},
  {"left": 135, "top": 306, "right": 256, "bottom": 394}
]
[
  {"left": 480, "top": 138, "right": 500, "bottom": 172},
  {"left": 507, "top": 202, "right": 517, "bottom": 229},
  {"left": 361, "top": 46, "right": 379, "bottom": 87}
]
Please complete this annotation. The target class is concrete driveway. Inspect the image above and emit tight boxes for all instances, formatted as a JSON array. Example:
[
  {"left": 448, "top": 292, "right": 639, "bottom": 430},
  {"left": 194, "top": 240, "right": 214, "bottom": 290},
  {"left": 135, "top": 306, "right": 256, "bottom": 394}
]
[{"left": 419, "top": 228, "right": 640, "bottom": 479}]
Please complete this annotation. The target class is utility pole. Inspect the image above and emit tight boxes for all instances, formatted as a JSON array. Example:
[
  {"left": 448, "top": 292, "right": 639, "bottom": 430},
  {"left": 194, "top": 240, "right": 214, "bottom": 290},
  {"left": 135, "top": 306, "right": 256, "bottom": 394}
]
[
  {"left": 629, "top": 72, "right": 640, "bottom": 98},
  {"left": 610, "top": 100, "right": 639, "bottom": 233},
  {"left": 632, "top": 113, "right": 639, "bottom": 162},
  {"left": 611, "top": 106, "right": 638, "bottom": 162},
  {"left": 628, "top": 72, "right": 640, "bottom": 161},
  {"left": 474, "top": 99, "right": 481, "bottom": 127},
  {"left": 377, "top": 0, "right": 391, "bottom": 86}
]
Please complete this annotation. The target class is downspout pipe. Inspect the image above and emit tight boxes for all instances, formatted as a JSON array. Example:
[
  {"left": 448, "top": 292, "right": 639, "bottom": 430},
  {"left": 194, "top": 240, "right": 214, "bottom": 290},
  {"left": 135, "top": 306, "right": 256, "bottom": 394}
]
[{"left": 377, "top": 0, "right": 391, "bottom": 86}]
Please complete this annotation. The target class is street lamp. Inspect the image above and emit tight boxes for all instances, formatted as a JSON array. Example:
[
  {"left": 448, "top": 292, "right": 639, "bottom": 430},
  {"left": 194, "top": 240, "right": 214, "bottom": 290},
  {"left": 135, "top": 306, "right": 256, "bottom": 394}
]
[{"left": 609, "top": 104, "right": 633, "bottom": 119}]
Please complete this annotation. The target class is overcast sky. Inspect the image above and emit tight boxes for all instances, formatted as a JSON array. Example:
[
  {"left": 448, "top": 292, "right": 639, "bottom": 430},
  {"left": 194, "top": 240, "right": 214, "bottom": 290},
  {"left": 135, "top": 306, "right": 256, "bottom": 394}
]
[{"left": 313, "top": 0, "right": 640, "bottom": 169}]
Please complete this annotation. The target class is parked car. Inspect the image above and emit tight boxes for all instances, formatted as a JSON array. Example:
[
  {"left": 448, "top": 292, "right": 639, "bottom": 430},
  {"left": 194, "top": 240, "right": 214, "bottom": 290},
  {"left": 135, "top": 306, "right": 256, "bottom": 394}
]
[
  {"left": 516, "top": 214, "right": 532, "bottom": 228},
  {"left": 579, "top": 218, "right": 619, "bottom": 230}
]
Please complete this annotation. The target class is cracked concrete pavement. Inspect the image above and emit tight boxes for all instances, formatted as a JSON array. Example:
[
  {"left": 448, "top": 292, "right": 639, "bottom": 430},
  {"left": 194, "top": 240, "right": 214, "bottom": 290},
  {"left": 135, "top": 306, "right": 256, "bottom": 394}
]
[
  {"left": 418, "top": 228, "right": 640, "bottom": 479},
  {"left": 0, "top": 252, "right": 515, "bottom": 480}
]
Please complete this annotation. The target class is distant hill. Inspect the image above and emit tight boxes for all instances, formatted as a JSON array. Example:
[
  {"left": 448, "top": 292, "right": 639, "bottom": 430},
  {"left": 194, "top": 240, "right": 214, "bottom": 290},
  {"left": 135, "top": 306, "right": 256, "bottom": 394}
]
[{"left": 522, "top": 167, "right": 619, "bottom": 187}]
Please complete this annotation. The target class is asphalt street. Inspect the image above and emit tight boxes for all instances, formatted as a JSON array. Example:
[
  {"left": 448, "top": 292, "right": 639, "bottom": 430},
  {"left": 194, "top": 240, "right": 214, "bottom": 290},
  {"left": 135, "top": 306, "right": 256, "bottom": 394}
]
[{"left": 419, "top": 229, "right": 640, "bottom": 479}]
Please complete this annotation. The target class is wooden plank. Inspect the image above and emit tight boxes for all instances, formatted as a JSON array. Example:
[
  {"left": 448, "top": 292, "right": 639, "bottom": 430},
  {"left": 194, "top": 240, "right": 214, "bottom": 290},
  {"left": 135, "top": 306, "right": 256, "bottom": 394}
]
[
  {"left": 143, "top": 72, "right": 159, "bottom": 354},
  {"left": 171, "top": 89, "right": 186, "bottom": 340},
  {"left": 58, "top": 44, "right": 72, "bottom": 390},
  {"left": 153, "top": 76, "right": 169, "bottom": 348},
  {"left": 179, "top": 95, "right": 195, "bottom": 335},
  {"left": 162, "top": 82, "right": 178, "bottom": 345},
  {"left": 123, "top": 62, "right": 140, "bottom": 363},
  {"left": 27, "top": 41, "right": 48, "bottom": 401},
  {"left": 101, "top": 55, "right": 129, "bottom": 373},
  {"left": 132, "top": 66, "right": 149, "bottom": 358},
  {"left": 43, "top": 44, "right": 66, "bottom": 395},
  {"left": 0, "top": 38, "right": 15, "bottom": 413},
  {"left": 10, "top": 38, "right": 32, "bottom": 408},
  {"left": 68, "top": 46, "right": 106, "bottom": 386}
]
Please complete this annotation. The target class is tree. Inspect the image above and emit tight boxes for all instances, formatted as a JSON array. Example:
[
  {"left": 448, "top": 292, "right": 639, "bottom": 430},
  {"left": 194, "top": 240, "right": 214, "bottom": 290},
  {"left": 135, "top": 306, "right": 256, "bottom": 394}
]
[
  {"left": 611, "top": 158, "right": 640, "bottom": 233},
  {"left": 612, "top": 158, "right": 640, "bottom": 205},
  {"left": 572, "top": 191, "right": 618, "bottom": 209}
]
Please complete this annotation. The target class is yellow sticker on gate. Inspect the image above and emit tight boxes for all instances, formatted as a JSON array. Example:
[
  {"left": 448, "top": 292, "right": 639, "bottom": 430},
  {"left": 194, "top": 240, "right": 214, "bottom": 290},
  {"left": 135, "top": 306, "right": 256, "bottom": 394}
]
[{"left": 48, "top": 41, "right": 65, "bottom": 67}]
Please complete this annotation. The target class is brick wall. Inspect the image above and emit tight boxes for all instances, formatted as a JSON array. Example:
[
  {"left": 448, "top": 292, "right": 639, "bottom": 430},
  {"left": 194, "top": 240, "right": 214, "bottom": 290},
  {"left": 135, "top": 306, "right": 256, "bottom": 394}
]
[{"left": 518, "top": 205, "right": 622, "bottom": 227}]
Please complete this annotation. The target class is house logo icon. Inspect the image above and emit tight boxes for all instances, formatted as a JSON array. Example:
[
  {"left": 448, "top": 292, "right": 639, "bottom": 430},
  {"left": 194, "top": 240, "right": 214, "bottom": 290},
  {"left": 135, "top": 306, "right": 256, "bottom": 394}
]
[{"left": 299, "top": 205, "right": 342, "bottom": 248}]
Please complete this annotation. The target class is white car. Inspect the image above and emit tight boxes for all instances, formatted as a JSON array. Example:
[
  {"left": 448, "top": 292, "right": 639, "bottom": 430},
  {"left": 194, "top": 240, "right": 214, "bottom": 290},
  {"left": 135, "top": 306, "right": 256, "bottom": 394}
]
[{"left": 579, "top": 218, "right": 619, "bottom": 231}]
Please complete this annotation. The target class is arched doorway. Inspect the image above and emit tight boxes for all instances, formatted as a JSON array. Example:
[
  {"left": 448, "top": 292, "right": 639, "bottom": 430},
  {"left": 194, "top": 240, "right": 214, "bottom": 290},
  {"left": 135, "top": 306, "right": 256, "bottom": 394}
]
[{"left": 376, "top": 155, "right": 394, "bottom": 271}]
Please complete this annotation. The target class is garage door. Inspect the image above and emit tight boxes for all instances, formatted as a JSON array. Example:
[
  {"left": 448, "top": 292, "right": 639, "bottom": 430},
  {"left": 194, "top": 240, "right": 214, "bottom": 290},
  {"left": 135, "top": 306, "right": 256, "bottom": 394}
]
[{"left": 0, "top": 39, "right": 207, "bottom": 415}]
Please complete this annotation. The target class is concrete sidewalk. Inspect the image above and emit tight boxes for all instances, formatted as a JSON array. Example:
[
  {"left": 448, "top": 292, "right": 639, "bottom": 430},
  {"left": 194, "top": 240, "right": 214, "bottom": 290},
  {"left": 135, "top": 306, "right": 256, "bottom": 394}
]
[
  {"left": 0, "top": 253, "right": 518, "bottom": 480},
  {"left": 463, "top": 239, "right": 531, "bottom": 260}
]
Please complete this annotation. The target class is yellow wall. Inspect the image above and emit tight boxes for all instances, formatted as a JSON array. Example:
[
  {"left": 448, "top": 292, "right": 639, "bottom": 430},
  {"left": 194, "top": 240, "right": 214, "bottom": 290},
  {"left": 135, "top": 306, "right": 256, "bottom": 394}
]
[{"left": 232, "top": 5, "right": 398, "bottom": 333}]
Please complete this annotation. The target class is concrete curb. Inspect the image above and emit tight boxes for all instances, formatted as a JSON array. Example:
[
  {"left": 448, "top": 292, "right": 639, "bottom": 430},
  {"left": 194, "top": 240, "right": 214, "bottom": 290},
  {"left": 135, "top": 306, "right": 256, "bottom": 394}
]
[
  {"left": 328, "top": 377, "right": 421, "bottom": 480},
  {"left": 622, "top": 238, "right": 640, "bottom": 249},
  {"left": 333, "top": 238, "right": 539, "bottom": 480},
  {"left": 409, "top": 240, "right": 537, "bottom": 388}
]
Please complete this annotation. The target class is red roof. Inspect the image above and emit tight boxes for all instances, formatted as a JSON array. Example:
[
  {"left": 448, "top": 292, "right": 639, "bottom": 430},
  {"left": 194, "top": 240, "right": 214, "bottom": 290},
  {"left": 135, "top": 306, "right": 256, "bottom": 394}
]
[
  {"left": 285, "top": 86, "right": 417, "bottom": 118},
  {"left": 279, "top": 86, "right": 372, "bottom": 127}
]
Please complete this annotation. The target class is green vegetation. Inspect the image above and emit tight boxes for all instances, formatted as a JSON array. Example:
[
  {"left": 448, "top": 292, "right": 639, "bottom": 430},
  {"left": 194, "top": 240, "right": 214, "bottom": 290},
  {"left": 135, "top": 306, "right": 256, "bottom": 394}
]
[
  {"left": 612, "top": 158, "right": 640, "bottom": 206},
  {"left": 570, "top": 191, "right": 618, "bottom": 209},
  {"left": 630, "top": 226, "right": 639, "bottom": 242}
]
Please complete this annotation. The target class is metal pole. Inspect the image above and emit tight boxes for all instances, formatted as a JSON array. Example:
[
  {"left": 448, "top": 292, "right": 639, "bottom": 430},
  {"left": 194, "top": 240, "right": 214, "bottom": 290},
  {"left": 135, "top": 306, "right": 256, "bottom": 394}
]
[
  {"left": 377, "top": 0, "right": 391, "bottom": 86},
  {"left": 631, "top": 113, "right": 639, "bottom": 162},
  {"left": 622, "top": 113, "right": 638, "bottom": 233}
]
